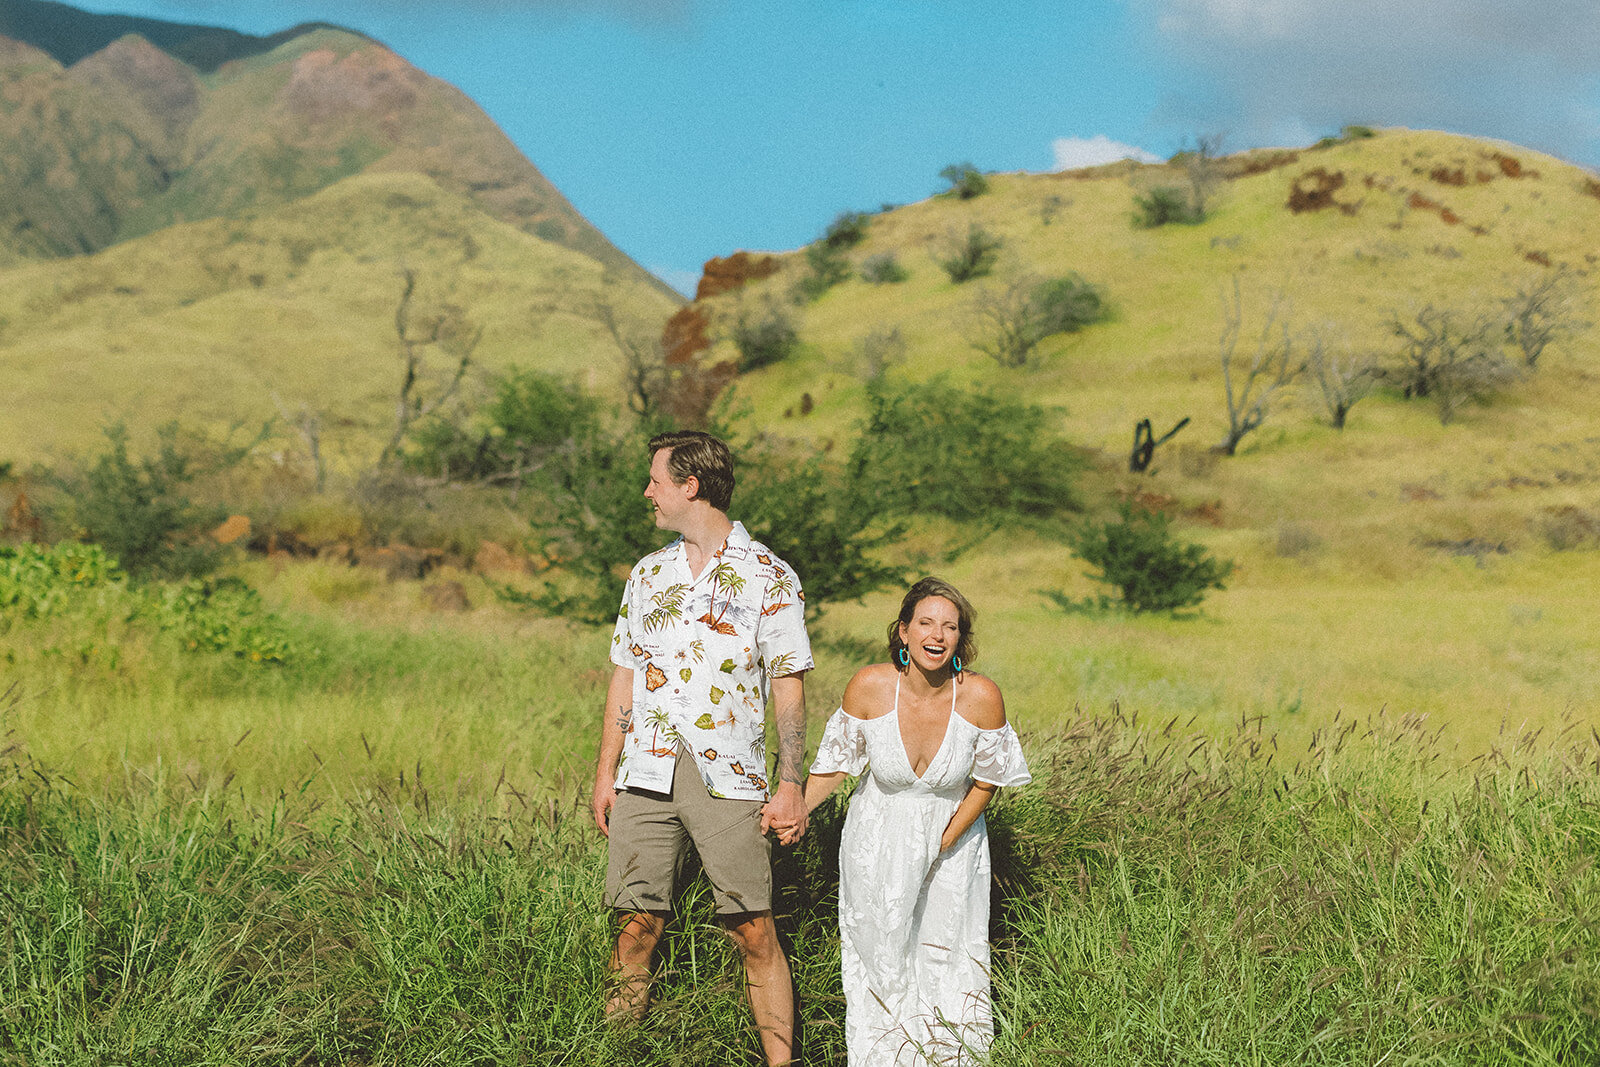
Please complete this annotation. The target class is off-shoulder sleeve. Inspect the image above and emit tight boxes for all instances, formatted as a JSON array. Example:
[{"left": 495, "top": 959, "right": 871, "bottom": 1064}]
[
  {"left": 809, "top": 707, "right": 869, "bottom": 776},
  {"left": 971, "top": 723, "right": 1031, "bottom": 787}
]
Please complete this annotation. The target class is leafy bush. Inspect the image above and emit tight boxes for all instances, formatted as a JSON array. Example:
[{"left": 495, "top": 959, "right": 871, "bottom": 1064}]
[
  {"left": 49, "top": 422, "right": 232, "bottom": 578},
  {"left": 859, "top": 252, "right": 909, "bottom": 284},
  {"left": 1133, "top": 186, "right": 1203, "bottom": 227},
  {"left": 406, "top": 369, "right": 599, "bottom": 483},
  {"left": 849, "top": 378, "right": 1083, "bottom": 524},
  {"left": 798, "top": 242, "right": 852, "bottom": 301},
  {"left": 729, "top": 301, "right": 800, "bottom": 371},
  {"left": 0, "top": 542, "right": 121, "bottom": 619},
  {"left": 739, "top": 448, "right": 904, "bottom": 617},
  {"left": 142, "top": 577, "right": 294, "bottom": 664},
  {"left": 970, "top": 273, "right": 1110, "bottom": 366},
  {"left": 939, "top": 161, "right": 989, "bottom": 199},
  {"left": 822, "top": 211, "right": 870, "bottom": 249},
  {"left": 936, "top": 224, "right": 1003, "bottom": 283},
  {"left": 518, "top": 425, "right": 668, "bottom": 625},
  {"left": 519, "top": 424, "right": 904, "bottom": 624},
  {"left": 1065, "top": 503, "right": 1232, "bottom": 613},
  {"left": 1031, "top": 274, "right": 1107, "bottom": 335},
  {"left": 0, "top": 541, "right": 293, "bottom": 663}
]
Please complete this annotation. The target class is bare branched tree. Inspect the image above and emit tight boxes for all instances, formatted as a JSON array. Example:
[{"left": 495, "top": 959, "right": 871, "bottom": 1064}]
[
  {"left": 379, "top": 268, "right": 479, "bottom": 468},
  {"left": 271, "top": 392, "right": 327, "bottom": 492},
  {"left": 1180, "top": 132, "right": 1226, "bottom": 220},
  {"left": 1501, "top": 267, "right": 1587, "bottom": 369},
  {"left": 968, "top": 276, "right": 1047, "bottom": 367},
  {"left": 1217, "top": 277, "right": 1303, "bottom": 455},
  {"left": 594, "top": 297, "right": 735, "bottom": 428},
  {"left": 1386, "top": 304, "right": 1516, "bottom": 424},
  {"left": 850, "top": 325, "right": 906, "bottom": 382},
  {"left": 1305, "top": 325, "right": 1378, "bottom": 430}
]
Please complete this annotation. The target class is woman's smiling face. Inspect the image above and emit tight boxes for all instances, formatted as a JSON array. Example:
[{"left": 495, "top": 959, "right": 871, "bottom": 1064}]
[{"left": 899, "top": 595, "right": 961, "bottom": 672}]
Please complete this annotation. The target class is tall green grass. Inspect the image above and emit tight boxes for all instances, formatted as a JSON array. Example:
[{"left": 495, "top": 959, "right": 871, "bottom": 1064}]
[{"left": 3, "top": 691, "right": 1595, "bottom": 1064}]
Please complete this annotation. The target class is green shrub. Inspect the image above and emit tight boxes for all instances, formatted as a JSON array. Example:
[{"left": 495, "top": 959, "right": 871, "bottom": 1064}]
[
  {"left": 738, "top": 448, "right": 904, "bottom": 617},
  {"left": 0, "top": 541, "right": 293, "bottom": 663},
  {"left": 0, "top": 542, "right": 121, "bottom": 619},
  {"left": 849, "top": 378, "right": 1082, "bottom": 524},
  {"left": 1133, "top": 185, "right": 1203, "bottom": 227},
  {"left": 729, "top": 302, "right": 799, "bottom": 371},
  {"left": 936, "top": 224, "right": 1003, "bottom": 283},
  {"left": 938, "top": 161, "right": 989, "bottom": 199},
  {"left": 50, "top": 422, "right": 229, "bottom": 578},
  {"left": 516, "top": 423, "right": 905, "bottom": 625},
  {"left": 822, "top": 211, "right": 870, "bottom": 249},
  {"left": 798, "top": 242, "right": 852, "bottom": 301},
  {"left": 517, "top": 424, "right": 668, "bottom": 625},
  {"left": 859, "top": 252, "right": 909, "bottom": 284},
  {"left": 1031, "top": 274, "right": 1107, "bottom": 335},
  {"left": 142, "top": 577, "right": 295, "bottom": 664},
  {"left": 406, "top": 369, "right": 598, "bottom": 483},
  {"left": 1065, "top": 503, "right": 1232, "bottom": 612}
]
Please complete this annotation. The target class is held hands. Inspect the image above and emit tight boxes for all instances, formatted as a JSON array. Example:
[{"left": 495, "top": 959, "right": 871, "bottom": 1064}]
[{"left": 760, "top": 780, "right": 808, "bottom": 846}]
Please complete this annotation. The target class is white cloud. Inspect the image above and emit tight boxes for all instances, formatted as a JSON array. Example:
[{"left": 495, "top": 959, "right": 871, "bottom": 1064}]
[
  {"left": 1052, "top": 135, "right": 1162, "bottom": 171},
  {"left": 1137, "top": 0, "right": 1600, "bottom": 166}
]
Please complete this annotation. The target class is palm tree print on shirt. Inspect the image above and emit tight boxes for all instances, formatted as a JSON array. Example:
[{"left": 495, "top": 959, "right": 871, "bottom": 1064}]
[{"left": 643, "top": 583, "right": 688, "bottom": 633}]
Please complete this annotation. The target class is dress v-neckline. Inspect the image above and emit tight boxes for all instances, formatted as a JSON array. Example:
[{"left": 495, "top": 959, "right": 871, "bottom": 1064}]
[{"left": 892, "top": 674, "right": 958, "bottom": 781}]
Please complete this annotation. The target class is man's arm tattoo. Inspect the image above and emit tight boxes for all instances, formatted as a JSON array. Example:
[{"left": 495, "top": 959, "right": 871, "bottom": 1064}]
[
  {"left": 614, "top": 705, "right": 633, "bottom": 732},
  {"left": 777, "top": 712, "right": 805, "bottom": 784}
]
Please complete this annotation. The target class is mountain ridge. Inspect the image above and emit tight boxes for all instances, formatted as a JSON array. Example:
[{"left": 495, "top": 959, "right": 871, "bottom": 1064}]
[{"left": 0, "top": 0, "right": 677, "bottom": 300}]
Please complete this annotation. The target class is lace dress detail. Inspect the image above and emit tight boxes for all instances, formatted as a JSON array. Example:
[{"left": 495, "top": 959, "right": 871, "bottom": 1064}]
[{"left": 811, "top": 682, "right": 1031, "bottom": 1066}]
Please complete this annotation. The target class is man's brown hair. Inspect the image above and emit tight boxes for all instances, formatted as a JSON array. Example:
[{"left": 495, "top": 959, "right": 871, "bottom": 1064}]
[{"left": 648, "top": 430, "right": 735, "bottom": 512}]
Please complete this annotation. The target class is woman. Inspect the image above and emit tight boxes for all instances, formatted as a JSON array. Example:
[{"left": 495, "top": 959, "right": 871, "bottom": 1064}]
[{"left": 799, "top": 577, "right": 1030, "bottom": 1066}]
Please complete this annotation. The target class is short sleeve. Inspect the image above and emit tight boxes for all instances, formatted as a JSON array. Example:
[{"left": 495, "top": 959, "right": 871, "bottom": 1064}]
[
  {"left": 972, "top": 723, "right": 1031, "bottom": 787},
  {"left": 809, "top": 708, "right": 868, "bottom": 776},
  {"left": 608, "top": 576, "right": 639, "bottom": 670},
  {"left": 755, "top": 561, "right": 814, "bottom": 678}
]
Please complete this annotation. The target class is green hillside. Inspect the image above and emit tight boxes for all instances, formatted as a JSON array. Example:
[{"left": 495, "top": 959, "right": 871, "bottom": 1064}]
[
  {"left": 0, "top": 15, "right": 673, "bottom": 296},
  {"left": 679, "top": 127, "right": 1600, "bottom": 741},
  {"left": 0, "top": 168, "right": 678, "bottom": 461}
]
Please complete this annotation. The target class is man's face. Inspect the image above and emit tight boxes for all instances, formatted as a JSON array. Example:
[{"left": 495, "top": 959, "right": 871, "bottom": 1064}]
[{"left": 644, "top": 448, "right": 695, "bottom": 532}]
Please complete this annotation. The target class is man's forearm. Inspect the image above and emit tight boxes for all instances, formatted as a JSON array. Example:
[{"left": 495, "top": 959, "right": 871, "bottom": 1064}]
[
  {"left": 596, "top": 666, "right": 634, "bottom": 779},
  {"left": 771, "top": 675, "right": 807, "bottom": 785}
]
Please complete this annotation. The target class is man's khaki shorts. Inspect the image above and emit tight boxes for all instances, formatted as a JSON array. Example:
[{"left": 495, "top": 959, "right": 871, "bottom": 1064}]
[{"left": 606, "top": 748, "right": 772, "bottom": 916}]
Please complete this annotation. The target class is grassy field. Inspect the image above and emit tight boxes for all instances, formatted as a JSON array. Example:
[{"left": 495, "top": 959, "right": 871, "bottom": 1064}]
[
  {"left": 4, "top": 545, "right": 1599, "bottom": 1063},
  {"left": 5, "top": 126, "right": 1600, "bottom": 1062}
]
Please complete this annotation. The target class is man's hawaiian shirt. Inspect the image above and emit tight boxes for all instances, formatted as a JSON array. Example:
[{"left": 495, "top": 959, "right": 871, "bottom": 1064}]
[{"left": 609, "top": 521, "right": 812, "bottom": 800}]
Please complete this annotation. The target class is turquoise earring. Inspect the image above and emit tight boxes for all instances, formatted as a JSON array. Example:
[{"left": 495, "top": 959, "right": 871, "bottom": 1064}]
[
  {"left": 952, "top": 655, "right": 963, "bottom": 675},
  {"left": 896, "top": 647, "right": 909, "bottom": 667}
]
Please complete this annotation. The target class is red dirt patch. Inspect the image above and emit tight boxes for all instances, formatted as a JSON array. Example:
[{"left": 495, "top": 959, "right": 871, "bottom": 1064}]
[
  {"left": 1430, "top": 166, "right": 1467, "bottom": 186},
  {"left": 1228, "top": 150, "right": 1299, "bottom": 179},
  {"left": 1485, "top": 151, "right": 1536, "bottom": 179},
  {"left": 694, "top": 252, "right": 780, "bottom": 300},
  {"left": 1525, "top": 250, "right": 1552, "bottom": 267},
  {"left": 1287, "top": 168, "right": 1355, "bottom": 213},
  {"left": 661, "top": 304, "right": 711, "bottom": 364}
]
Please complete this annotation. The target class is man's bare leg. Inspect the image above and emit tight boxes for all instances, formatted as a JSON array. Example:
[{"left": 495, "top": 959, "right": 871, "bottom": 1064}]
[
  {"left": 726, "top": 911, "right": 796, "bottom": 1066},
  {"left": 607, "top": 911, "right": 666, "bottom": 1020}
]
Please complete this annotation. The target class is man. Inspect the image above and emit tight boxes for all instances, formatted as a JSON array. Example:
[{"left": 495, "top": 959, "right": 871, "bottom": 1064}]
[{"left": 592, "top": 429, "right": 811, "bottom": 1066}]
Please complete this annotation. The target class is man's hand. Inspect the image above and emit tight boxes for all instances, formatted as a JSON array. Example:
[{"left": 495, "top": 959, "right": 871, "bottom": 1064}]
[
  {"left": 760, "top": 779, "right": 807, "bottom": 843},
  {"left": 592, "top": 772, "right": 618, "bottom": 837}
]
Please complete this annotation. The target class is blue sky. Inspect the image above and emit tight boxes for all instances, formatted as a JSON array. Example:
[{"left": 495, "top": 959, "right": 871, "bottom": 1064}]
[{"left": 66, "top": 1, "right": 1600, "bottom": 295}]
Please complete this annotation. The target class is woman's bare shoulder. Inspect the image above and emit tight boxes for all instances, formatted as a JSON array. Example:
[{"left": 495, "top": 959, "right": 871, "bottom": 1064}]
[
  {"left": 954, "top": 672, "right": 1007, "bottom": 730},
  {"left": 841, "top": 662, "right": 898, "bottom": 720}
]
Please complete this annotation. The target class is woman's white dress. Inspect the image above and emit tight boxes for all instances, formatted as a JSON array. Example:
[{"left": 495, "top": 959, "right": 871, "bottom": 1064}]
[{"left": 811, "top": 679, "right": 1031, "bottom": 1066}]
